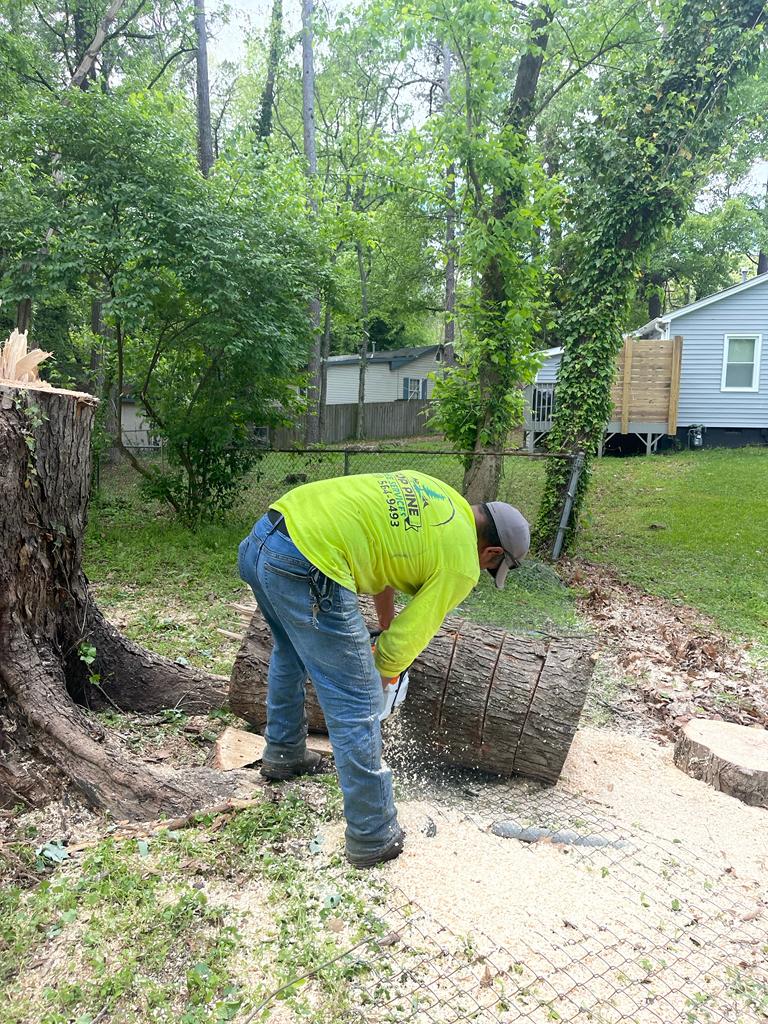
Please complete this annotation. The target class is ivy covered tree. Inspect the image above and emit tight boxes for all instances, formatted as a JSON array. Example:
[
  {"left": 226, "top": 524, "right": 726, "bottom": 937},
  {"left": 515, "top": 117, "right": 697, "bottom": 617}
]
[
  {"left": 428, "top": 1, "right": 560, "bottom": 500},
  {"left": 536, "top": 0, "right": 767, "bottom": 550},
  {"left": 405, "top": 0, "right": 660, "bottom": 499}
]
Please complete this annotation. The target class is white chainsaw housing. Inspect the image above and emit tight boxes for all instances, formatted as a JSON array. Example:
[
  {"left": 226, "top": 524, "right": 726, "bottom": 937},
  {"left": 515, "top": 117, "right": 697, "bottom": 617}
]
[{"left": 379, "top": 670, "right": 409, "bottom": 722}]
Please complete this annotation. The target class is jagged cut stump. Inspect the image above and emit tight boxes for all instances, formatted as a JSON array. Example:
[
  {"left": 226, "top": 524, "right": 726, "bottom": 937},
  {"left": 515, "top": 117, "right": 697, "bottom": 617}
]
[
  {"left": 230, "top": 607, "right": 594, "bottom": 784},
  {"left": 1, "top": 374, "right": 236, "bottom": 818},
  {"left": 674, "top": 718, "right": 768, "bottom": 808}
]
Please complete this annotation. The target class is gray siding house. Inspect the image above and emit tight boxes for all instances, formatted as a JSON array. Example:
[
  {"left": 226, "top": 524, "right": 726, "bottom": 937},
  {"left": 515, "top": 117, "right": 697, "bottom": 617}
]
[
  {"left": 530, "top": 274, "right": 768, "bottom": 449},
  {"left": 660, "top": 274, "right": 767, "bottom": 445},
  {"left": 324, "top": 345, "right": 447, "bottom": 405}
]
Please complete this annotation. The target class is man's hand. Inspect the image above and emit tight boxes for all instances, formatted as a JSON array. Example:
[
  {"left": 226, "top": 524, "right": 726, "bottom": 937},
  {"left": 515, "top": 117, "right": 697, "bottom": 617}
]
[{"left": 373, "top": 586, "right": 395, "bottom": 631}]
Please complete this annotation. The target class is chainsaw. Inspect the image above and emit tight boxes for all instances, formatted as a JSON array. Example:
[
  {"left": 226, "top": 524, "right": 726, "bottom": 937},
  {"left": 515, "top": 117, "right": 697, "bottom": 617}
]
[{"left": 369, "top": 630, "right": 410, "bottom": 722}]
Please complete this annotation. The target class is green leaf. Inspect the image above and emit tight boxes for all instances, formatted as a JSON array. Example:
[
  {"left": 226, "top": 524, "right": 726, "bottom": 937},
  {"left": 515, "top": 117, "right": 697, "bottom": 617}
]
[{"left": 36, "top": 840, "right": 70, "bottom": 865}]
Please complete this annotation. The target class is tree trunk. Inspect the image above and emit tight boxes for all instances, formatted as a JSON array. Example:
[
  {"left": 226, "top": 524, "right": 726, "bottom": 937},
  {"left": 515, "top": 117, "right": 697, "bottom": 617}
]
[
  {"left": 15, "top": 299, "right": 32, "bottom": 335},
  {"left": 442, "top": 43, "right": 456, "bottom": 349},
  {"left": 674, "top": 719, "right": 768, "bottom": 809},
  {"left": 194, "top": 0, "right": 214, "bottom": 177},
  {"left": 73, "top": 0, "right": 95, "bottom": 90},
  {"left": 758, "top": 182, "right": 768, "bottom": 275},
  {"left": 256, "top": 0, "right": 282, "bottom": 139},
  {"left": 460, "top": 6, "right": 553, "bottom": 503},
  {"left": 536, "top": 0, "right": 766, "bottom": 553},
  {"left": 462, "top": 449, "right": 503, "bottom": 505},
  {"left": 355, "top": 241, "right": 370, "bottom": 441},
  {"left": 302, "top": 0, "right": 322, "bottom": 446},
  {"left": 230, "top": 606, "right": 593, "bottom": 784},
  {"left": 0, "top": 380, "right": 237, "bottom": 817},
  {"left": 461, "top": 257, "right": 505, "bottom": 503},
  {"left": 317, "top": 301, "right": 331, "bottom": 441}
]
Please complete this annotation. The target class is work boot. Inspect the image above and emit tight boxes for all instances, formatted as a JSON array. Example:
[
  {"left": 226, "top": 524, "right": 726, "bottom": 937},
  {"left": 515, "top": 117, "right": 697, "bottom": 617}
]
[
  {"left": 346, "top": 826, "right": 406, "bottom": 869},
  {"left": 261, "top": 749, "right": 331, "bottom": 781}
]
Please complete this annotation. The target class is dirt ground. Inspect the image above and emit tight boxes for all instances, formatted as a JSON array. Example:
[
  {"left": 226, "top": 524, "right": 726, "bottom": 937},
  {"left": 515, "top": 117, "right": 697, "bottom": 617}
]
[
  {"left": 3, "top": 566, "right": 767, "bottom": 1024},
  {"left": 564, "top": 559, "right": 768, "bottom": 736}
]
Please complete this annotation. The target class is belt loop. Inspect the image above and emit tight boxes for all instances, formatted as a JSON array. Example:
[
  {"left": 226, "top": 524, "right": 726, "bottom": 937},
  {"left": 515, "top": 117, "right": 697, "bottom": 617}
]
[{"left": 267, "top": 508, "right": 289, "bottom": 536}]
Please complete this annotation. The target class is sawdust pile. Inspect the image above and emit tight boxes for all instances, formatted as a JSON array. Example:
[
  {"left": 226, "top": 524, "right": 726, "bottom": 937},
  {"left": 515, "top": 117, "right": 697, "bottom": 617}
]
[
  {"left": 307, "top": 725, "right": 768, "bottom": 1023},
  {"left": 378, "top": 728, "right": 767, "bottom": 942}
]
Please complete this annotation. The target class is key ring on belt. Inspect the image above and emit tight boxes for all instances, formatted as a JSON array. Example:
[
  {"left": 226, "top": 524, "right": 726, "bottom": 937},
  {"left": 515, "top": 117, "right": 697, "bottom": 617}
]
[{"left": 308, "top": 566, "right": 333, "bottom": 613}]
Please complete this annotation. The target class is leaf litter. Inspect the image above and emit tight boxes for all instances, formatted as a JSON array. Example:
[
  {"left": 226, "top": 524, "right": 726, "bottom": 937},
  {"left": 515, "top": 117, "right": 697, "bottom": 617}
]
[{"left": 563, "top": 558, "right": 768, "bottom": 736}]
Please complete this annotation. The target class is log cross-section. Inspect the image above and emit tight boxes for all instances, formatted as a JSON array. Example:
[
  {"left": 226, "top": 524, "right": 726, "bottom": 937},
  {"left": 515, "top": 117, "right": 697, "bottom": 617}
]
[
  {"left": 674, "top": 718, "right": 768, "bottom": 808},
  {"left": 230, "top": 607, "right": 594, "bottom": 784}
]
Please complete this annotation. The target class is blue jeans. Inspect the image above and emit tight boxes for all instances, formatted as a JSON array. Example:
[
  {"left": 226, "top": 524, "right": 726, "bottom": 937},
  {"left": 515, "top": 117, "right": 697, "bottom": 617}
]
[{"left": 237, "top": 514, "right": 399, "bottom": 856}]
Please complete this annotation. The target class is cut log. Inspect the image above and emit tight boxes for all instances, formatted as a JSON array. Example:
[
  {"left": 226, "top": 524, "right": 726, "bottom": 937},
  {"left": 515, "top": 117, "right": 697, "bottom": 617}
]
[
  {"left": 230, "top": 607, "right": 594, "bottom": 784},
  {"left": 0, "top": 371, "right": 236, "bottom": 818},
  {"left": 674, "top": 718, "right": 768, "bottom": 808},
  {"left": 211, "top": 726, "right": 333, "bottom": 771}
]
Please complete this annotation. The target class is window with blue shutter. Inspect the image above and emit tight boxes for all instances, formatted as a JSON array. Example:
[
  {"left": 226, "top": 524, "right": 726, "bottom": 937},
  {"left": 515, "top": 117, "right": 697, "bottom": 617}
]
[{"left": 402, "top": 378, "right": 410, "bottom": 399}]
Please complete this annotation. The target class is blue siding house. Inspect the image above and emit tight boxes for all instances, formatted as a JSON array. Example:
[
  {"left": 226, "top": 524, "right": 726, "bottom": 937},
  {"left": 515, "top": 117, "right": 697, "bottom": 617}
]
[
  {"left": 528, "top": 274, "right": 768, "bottom": 450},
  {"left": 660, "top": 274, "right": 767, "bottom": 445}
]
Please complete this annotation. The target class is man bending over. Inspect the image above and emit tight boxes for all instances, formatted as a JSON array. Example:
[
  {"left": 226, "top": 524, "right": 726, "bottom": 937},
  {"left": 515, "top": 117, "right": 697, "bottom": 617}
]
[{"left": 238, "top": 470, "right": 530, "bottom": 868}]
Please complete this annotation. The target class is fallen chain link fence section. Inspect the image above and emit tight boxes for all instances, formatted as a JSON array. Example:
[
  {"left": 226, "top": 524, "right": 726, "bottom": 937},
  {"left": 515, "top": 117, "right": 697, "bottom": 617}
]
[{"left": 255, "top": 771, "right": 766, "bottom": 1024}]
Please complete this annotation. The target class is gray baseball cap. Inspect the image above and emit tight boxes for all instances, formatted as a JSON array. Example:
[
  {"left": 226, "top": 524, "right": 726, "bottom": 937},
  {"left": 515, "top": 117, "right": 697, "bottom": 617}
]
[{"left": 485, "top": 502, "right": 531, "bottom": 589}]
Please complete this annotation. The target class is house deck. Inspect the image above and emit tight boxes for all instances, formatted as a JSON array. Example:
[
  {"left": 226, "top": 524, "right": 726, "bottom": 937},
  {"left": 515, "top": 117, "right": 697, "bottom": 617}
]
[{"left": 524, "top": 335, "right": 684, "bottom": 454}]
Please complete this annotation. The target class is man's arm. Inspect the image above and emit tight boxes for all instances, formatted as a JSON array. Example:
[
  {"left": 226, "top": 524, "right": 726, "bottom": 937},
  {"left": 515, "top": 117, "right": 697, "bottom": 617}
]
[
  {"left": 373, "top": 571, "right": 475, "bottom": 678},
  {"left": 373, "top": 586, "right": 396, "bottom": 630}
]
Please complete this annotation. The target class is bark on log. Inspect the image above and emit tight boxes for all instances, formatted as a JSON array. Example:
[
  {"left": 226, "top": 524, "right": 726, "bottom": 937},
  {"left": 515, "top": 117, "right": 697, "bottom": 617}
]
[
  {"left": 674, "top": 718, "right": 768, "bottom": 808},
  {"left": 0, "top": 379, "right": 235, "bottom": 817},
  {"left": 230, "top": 606, "right": 594, "bottom": 784}
]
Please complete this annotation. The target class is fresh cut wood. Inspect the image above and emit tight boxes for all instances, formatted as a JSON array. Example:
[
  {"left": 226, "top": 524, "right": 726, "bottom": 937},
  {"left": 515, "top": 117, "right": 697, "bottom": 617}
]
[
  {"left": 211, "top": 726, "right": 333, "bottom": 771},
  {"left": 673, "top": 718, "right": 768, "bottom": 808}
]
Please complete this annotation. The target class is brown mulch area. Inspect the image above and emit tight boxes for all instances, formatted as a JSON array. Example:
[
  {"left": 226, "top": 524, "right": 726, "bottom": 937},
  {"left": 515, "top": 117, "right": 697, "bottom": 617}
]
[{"left": 562, "top": 559, "right": 768, "bottom": 738}]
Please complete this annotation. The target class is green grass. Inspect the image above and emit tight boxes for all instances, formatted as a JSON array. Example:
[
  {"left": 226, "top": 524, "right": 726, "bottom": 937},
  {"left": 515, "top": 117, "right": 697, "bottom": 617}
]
[
  {"left": 577, "top": 447, "right": 768, "bottom": 646},
  {"left": 87, "top": 445, "right": 768, "bottom": 664},
  {"left": 0, "top": 781, "right": 385, "bottom": 1024},
  {"left": 1, "top": 833, "right": 244, "bottom": 1023}
]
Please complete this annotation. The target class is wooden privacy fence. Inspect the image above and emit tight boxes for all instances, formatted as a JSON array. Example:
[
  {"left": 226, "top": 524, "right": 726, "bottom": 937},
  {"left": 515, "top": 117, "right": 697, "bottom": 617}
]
[
  {"left": 524, "top": 335, "right": 683, "bottom": 455},
  {"left": 271, "top": 398, "right": 433, "bottom": 446},
  {"left": 608, "top": 334, "right": 684, "bottom": 435}
]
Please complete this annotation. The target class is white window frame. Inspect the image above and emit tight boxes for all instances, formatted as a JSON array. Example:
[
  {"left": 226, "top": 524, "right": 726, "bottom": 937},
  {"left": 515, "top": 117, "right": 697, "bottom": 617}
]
[
  {"left": 720, "top": 333, "right": 761, "bottom": 393},
  {"left": 406, "top": 376, "right": 422, "bottom": 400}
]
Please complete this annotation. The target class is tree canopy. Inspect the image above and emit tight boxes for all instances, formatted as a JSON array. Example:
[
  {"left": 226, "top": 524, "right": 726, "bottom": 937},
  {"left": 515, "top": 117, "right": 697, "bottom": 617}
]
[{"left": 2, "top": 0, "right": 767, "bottom": 530}]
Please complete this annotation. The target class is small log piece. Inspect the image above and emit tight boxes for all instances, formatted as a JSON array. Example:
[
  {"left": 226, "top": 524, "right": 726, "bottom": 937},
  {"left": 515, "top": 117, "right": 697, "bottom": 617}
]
[
  {"left": 674, "top": 718, "right": 768, "bottom": 808},
  {"left": 211, "top": 726, "right": 334, "bottom": 771}
]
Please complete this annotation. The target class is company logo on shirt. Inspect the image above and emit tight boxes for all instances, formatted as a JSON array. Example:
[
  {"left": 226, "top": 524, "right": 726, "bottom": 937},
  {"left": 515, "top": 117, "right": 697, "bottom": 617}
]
[{"left": 378, "top": 473, "right": 455, "bottom": 531}]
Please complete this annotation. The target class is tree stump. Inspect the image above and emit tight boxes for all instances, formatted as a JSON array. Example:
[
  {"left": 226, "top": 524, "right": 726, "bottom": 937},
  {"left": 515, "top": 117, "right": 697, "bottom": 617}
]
[
  {"left": 674, "top": 718, "right": 768, "bottom": 808},
  {"left": 0, "top": 374, "right": 236, "bottom": 818},
  {"left": 230, "top": 606, "right": 594, "bottom": 784}
]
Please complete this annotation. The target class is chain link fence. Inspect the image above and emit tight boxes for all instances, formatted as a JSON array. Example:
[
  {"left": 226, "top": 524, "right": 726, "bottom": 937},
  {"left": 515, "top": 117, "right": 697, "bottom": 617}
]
[
  {"left": 93, "top": 443, "right": 582, "bottom": 558},
  {"left": 251, "top": 769, "right": 767, "bottom": 1024},
  {"left": 238, "top": 447, "right": 580, "bottom": 559}
]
